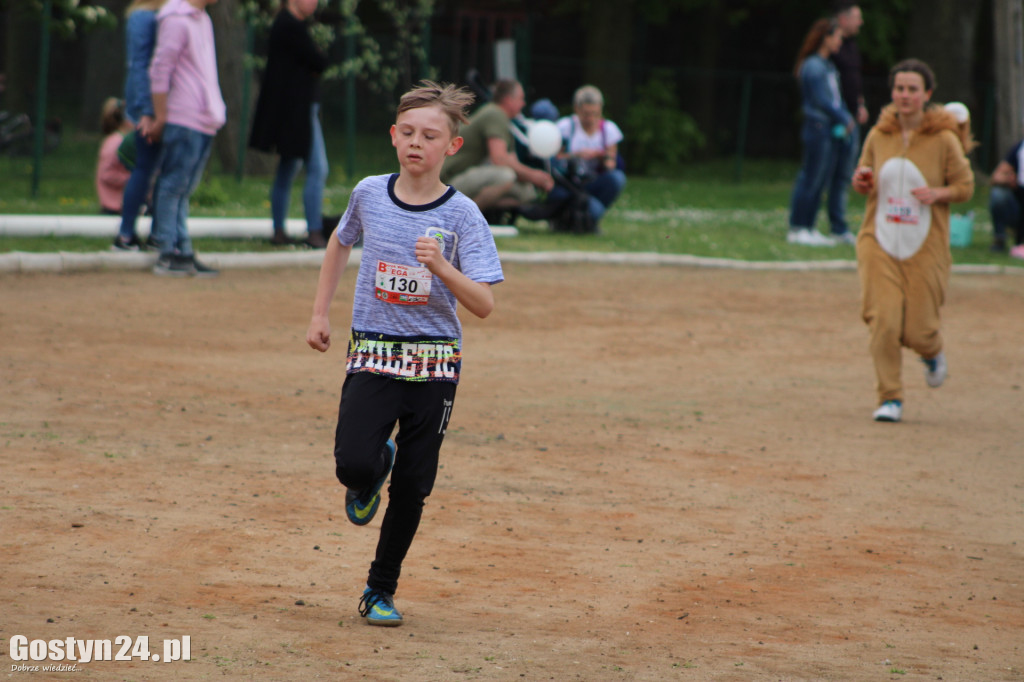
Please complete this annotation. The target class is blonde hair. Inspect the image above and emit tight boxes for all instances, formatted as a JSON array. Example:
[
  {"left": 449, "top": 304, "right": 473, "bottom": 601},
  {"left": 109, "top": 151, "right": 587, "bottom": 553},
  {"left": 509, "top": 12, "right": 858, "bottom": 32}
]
[
  {"left": 397, "top": 80, "right": 475, "bottom": 136},
  {"left": 126, "top": 0, "right": 166, "bottom": 16},
  {"left": 100, "top": 97, "right": 125, "bottom": 136},
  {"left": 573, "top": 85, "right": 604, "bottom": 110}
]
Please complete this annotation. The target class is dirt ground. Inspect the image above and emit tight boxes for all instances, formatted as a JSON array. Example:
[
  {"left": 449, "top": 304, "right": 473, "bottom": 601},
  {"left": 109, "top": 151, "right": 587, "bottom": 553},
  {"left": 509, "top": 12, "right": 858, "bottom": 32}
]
[{"left": 2, "top": 262, "right": 1022, "bottom": 681}]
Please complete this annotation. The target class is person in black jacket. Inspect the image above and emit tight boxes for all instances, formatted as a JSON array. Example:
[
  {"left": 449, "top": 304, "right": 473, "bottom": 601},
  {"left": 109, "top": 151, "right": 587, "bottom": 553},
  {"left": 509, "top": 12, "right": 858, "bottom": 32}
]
[
  {"left": 827, "top": 1, "right": 868, "bottom": 245},
  {"left": 249, "top": 0, "right": 335, "bottom": 248}
]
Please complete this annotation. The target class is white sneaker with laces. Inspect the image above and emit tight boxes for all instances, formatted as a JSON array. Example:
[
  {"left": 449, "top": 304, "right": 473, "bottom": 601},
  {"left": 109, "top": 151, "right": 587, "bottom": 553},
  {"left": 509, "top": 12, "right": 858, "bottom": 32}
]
[
  {"left": 872, "top": 400, "right": 903, "bottom": 422},
  {"left": 832, "top": 231, "right": 857, "bottom": 245},
  {"left": 787, "top": 229, "right": 836, "bottom": 246},
  {"left": 922, "top": 351, "right": 947, "bottom": 388}
]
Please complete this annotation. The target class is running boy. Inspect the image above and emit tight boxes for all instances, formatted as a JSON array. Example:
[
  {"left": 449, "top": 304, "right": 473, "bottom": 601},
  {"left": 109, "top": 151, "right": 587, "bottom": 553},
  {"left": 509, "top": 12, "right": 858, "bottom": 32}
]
[{"left": 306, "top": 81, "right": 503, "bottom": 626}]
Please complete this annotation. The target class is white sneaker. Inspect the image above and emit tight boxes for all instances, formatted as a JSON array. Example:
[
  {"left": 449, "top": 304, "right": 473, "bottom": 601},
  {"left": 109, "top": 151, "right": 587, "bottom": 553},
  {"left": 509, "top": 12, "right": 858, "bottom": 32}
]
[
  {"left": 786, "top": 229, "right": 811, "bottom": 244},
  {"left": 832, "top": 230, "right": 857, "bottom": 245},
  {"left": 922, "top": 351, "right": 947, "bottom": 388},
  {"left": 787, "top": 229, "right": 836, "bottom": 246},
  {"left": 873, "top": 400, "right": 903, "bottom": 422}
]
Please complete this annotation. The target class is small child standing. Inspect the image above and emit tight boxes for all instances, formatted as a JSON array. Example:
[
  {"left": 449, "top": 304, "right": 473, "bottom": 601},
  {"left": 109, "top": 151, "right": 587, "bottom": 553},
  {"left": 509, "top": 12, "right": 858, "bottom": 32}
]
[
  {"left": 306, "top": 81, "right": 503, "bottom": 626},
  {"left": 96, "top": 97, "right": 134, "bottom": 215}
]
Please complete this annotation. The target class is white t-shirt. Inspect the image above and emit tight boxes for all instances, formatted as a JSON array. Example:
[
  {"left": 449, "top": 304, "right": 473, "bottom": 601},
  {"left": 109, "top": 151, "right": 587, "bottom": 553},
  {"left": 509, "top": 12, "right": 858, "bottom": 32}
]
[{"left": 557, "top": 115, "right": 624, "bottom": 175}]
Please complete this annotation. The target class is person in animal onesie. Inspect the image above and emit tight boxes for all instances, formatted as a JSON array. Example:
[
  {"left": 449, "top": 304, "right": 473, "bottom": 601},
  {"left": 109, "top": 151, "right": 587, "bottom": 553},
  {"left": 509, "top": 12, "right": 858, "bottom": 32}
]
[{"left": 851, "top": 58, "right": 975, "bottom": 423}]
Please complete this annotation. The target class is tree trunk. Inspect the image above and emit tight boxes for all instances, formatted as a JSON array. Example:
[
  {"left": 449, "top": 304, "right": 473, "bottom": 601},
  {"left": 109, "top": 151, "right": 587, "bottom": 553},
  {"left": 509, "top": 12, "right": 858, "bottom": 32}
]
[
  {"left": 209, "top": 0, "right": 249, "bottom": 175},
  {"left": 693, "top": 1, "right": 722, "bottom": 158},
  {"left": 580, "top": 0, "right": 632, "bottom": 124},
  {"left": 905, "top": 0, "right": 983, "bottom": 108},
  {"left": 993, "top": 0, "right": 1024, "bottom": 159}
]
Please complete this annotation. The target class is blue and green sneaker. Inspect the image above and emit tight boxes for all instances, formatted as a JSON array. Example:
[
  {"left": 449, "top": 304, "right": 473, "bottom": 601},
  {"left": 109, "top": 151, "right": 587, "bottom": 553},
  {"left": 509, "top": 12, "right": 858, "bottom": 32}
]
[
  {"left": 345, "top": 439, "right": 396, "bottom": 526},
  {"left": 359, "top": 586, "right": 403, "bottom": 626}
]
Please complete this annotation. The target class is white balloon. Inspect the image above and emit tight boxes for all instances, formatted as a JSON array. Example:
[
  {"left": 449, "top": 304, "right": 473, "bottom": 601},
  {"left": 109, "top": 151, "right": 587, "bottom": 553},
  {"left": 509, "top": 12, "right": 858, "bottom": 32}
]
[
  {"left": 527, "top": 120, "right": 562, "bottom": 158},
  {"left": 944, "top": 102, "right": 970, "bottom": 124}
]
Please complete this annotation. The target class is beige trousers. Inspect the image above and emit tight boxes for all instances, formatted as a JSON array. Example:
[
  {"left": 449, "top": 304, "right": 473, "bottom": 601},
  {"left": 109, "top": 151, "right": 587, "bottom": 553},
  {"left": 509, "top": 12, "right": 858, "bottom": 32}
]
[{"left": 857, "top": 236, "right": 947, "bottom": 404}]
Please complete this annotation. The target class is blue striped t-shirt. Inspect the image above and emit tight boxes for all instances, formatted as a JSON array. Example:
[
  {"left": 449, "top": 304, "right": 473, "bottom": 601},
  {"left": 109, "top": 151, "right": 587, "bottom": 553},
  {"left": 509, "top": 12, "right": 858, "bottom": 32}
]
[{"left": 336, "top": 173, "right": 504, "bottom": 383}]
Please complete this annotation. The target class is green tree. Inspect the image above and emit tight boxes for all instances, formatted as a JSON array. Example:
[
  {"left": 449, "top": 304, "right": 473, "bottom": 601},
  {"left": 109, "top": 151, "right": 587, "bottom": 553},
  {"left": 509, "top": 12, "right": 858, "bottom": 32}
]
[
  {"left": 2, "top": 0, "right": 115, "bottom": 115},
  {"left": 552, "top": 0, "right": 712, "bottom": 124}
]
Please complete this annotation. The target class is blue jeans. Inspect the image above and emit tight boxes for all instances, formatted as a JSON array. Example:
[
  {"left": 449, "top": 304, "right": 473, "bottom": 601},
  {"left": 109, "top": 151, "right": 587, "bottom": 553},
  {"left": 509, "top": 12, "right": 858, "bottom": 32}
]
[
  {"left": 989, "top": 185, "right": 1023, "bottom": 245},
  {"left": 789, "top": 119, "right": 840, "bottom": 230},
  {"left": 549, "top": 168, "right": 627, "bottom": 220},
  {"left": 153, "top": 123, "right": 213, "bottom": 257},
  {"left": 118, "top": 131, "right": 162, "bottom": 241},
  {"left": 271, "top": 104, "right": 328, "bottom": 236},
  {"left": 827, "top": 123, "right": 859, "bottom": 235}
]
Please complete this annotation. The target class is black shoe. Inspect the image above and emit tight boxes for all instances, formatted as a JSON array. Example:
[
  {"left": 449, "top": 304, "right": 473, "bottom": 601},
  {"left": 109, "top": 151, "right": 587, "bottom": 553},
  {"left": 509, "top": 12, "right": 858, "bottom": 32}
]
[
  {"left": 184, "top": 254, "right": 219, "bottom": 278},
  {"left": 144, "top": 235, "right": 161, "bottom": 252},
  {"left": 991, "top": 238, "right": 1007, "bottom": 254},
  {"left": 322, "top": 214, "right": 341, "bottom": 237},
  {"left": 111, "top": 235, "right": 141, "bottom": 252},
  {"left": 517, "top": 202, "right": 558, "bottom": 221},
  {"left": 152, "top": 253, "right": 191, "bottom": 277},
  {"left": 269, "top": 233, "right": 298, "bottom": 246},
  {"left": 305, "top": 231, "right": 328, "bottom": 249}
]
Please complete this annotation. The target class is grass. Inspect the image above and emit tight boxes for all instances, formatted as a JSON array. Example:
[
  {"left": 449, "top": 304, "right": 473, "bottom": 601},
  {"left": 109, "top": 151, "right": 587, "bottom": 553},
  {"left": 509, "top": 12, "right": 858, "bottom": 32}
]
[{"left": 1, "top": 128, "right": 1018, "bottom": 267}]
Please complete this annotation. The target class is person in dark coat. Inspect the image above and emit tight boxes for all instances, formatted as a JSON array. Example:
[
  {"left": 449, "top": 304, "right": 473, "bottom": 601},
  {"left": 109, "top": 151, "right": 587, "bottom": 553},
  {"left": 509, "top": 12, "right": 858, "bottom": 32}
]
[
  {"left": 249, "top": 0, "right": 335, "bottom": 247},
  {"left": 827, "top": 0, "right": 868, "bottom": 244}
]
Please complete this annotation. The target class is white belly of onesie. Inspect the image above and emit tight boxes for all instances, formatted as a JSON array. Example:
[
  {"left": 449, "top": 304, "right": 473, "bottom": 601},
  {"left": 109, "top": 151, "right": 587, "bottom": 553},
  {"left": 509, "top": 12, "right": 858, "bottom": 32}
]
[{"left": 874, "top": 157, "right": 931, "bottom": 260}]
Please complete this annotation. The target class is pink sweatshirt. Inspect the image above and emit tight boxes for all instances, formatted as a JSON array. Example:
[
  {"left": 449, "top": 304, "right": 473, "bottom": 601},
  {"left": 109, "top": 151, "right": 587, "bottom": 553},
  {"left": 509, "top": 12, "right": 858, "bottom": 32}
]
[
  {"left": 96, "top": 132, "right": 130, "bottom": 213},
  {"left": 149, "top": 0, "right": 226, "bottom": 136}
]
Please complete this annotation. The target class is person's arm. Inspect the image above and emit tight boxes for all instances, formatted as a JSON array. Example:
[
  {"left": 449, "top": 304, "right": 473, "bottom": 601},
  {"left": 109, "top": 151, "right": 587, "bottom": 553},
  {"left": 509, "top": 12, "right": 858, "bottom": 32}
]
[
  {"left": 601, "top": 143, "right": 620, "bottom": 171},
  {"left": 287, "top": 15, "right": 329, "bottom": 74},
  {"left": 486, "top": 137, "right": 554, "bottom": 192},
  {"left": 851, "top": 130, "right": 876, "bottom": 195},
  {"left": 414, "top": 237, "right": 494, "bottom": 319},
  {"left": 147, "top": 16, "right": 186, "bottom": 142},
  {"left": 600, "top": 121, "right": 623, "bottom": 171},
  {"left": 856, "top": 99, "right": 869, "bottom": 125},
  {"left": 803, "top": 59, "right": 853, "bottom": 128},
  {"left": 991, "top": 160, "right": 1016, "bottom": 187},
  {"left": 146, "top": 92, "right": 167, "bottom": 142},
  {"left": 911, "top": 132, "right": 975, "bottom": 205},
  {"left": 852, "top": 166, "right": 873, "bottom": 195},
  {"left": 306, "top": 237, "right": 354, "bottom": 352}
]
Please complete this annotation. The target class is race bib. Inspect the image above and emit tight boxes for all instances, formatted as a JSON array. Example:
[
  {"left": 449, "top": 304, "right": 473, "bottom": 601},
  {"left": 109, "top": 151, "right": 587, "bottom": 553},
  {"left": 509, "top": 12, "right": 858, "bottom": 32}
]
[
  {"left": 884, "top": 197, "right": 921, "bottom": 225},
  {"left": 375, "top": 260, "right": 432, "bottom": 305}
]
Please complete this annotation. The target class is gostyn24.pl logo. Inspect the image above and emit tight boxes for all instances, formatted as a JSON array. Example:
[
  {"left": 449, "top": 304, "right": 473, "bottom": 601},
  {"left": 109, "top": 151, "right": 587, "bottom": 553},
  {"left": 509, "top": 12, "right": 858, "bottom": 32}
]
[{"left": 9, "top": 634, "right": 190, "bottom": 669}]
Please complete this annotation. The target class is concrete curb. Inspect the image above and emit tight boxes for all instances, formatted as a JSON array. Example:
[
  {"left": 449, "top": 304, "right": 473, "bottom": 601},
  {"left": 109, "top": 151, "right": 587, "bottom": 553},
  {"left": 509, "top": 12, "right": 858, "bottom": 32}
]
[
  {"left": 0, "top": 214, "right": 520, "bottom": 240},
  {"left": 1, "top": 247, "right": 1021, "bottom": 275},
  {"left": 0, "top": 214, "right": 308, "bottom": 239},
  {"left": 1, "top": 215, "right": 1021, "bottom": 275}
]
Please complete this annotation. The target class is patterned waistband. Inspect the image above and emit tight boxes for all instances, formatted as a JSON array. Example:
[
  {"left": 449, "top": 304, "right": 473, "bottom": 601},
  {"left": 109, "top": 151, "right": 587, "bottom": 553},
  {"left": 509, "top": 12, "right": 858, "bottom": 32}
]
[{"left": 346, "top": 329, "right": 461, "bottom": 382}]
